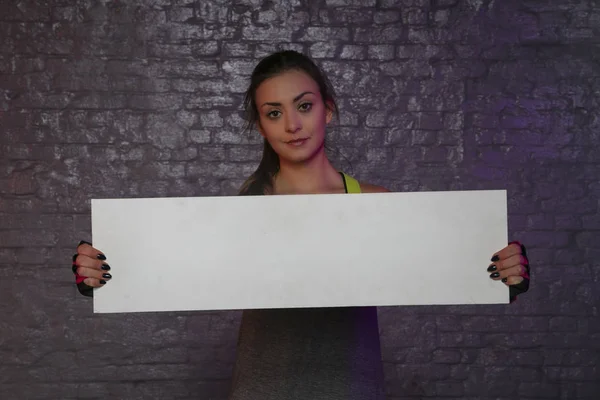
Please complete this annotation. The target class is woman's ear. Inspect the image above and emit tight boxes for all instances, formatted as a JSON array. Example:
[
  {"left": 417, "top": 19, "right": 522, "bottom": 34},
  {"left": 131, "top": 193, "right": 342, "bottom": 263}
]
[{"left": 325, "top": 100, "right": 334, "bottom": 124}]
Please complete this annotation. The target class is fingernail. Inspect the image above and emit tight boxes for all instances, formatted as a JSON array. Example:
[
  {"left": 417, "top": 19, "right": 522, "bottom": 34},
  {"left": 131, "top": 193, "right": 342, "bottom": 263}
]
[
  {"left": 487, "top": 264, "right": 497, "bottom": 272},
  {"left": 79, "top": 240, "right": 92, "bottom": 246},
  {"left": 97, "top": 254, "right": 107, "bottom": 260},
  {"left": 101, "top": 263, "right": 111, "bottom": 271},
  {"left": 491, "top": 255, "right": 499, "bottom": 262},
  {"left": 502, "top": 278, "right": 508, "bottom": 283},
  {"left": 72, "top": 254, "right": 78, "bottom": 263},
  {"left": 72, "top": 265, "right": 78, "bottom": 274},
  {"left": 490, "top": 272, "right": 500, "bottom": 279},
  {"left": 99, "top": 280, "right": 106, "bottom": 284},
  {"left": 102, "top": 273, "right": 112, "bottom": 279}
]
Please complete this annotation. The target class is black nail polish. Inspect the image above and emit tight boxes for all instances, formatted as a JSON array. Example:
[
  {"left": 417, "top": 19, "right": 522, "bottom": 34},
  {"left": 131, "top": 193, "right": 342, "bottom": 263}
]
[
  {"left": 72, "top": 254, "right": 78, "bottom": 263},
  {"left": 97, "top": 254, "right": 107, "bottom": 260},
  {"left": 72, "top": 265, "right": 78, "bottom": 274},
  {"left": 102, "top": 273, "right": 112, "bottom": 279},
  {"left": 99, "top": 280, "right": 106, "bottom": 284},
  {"left": 101, "top": 263, "right": 111, "bottom": 271},
  {"left": 487, "top": 265, "right": 497, "bottom": 272},
  {"left": 491, "top": 255, "right": 499, "bottom": 262},
  {"left": 490, "top": 272, "right": 500, "bottom": 279},
  {"left": 79, "top": 240, "right": 92, "bottom": 247},
  {"left": 502, "top": 278, "right": 508, "bottom": 283}
]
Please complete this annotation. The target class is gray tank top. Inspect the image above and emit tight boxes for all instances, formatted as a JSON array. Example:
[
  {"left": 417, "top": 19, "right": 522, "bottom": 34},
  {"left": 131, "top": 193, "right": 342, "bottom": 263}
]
[
  {"left": 228, "top": 173, "right": 385, "bottom": 399},
  {"left": 228, "top": 306, "right": 386, "bottom": 399}
]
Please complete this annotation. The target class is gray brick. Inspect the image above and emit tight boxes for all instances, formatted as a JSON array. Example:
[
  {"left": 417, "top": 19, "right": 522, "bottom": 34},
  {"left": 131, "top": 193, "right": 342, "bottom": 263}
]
[
  {"left": 222, "top": 59, "right": 257, "bottom": 76},
  {"left": 213, "top": 129, "right": 262, "bottom": 145},
  {"left": 309, "top": 42, "right": 338, "bottom": 59},
  {"left": 197, "top": 145, "right": 227, "bottom": 162},
  {"left": 432, "top": 9, "right": 451, "bottom": 25},
  {"left": 438, "top": 332, "right": 482, "bottom": 347},
  {"left": 576, "top": 382, "right": 600, "bottom": 398},
  {"left": 340, "top": 45, "right": 366, "bottom": 60},
  {"left": 444, "top": 112, "right": 464, "bottom": 130},
  {"left": 519, "top": 383, "right": 561, "bottom": 398},
  {"left": 547, "top": 366, "right": 599, "bottom": 381},
  {"left": 339, "top": 112, "right": 359, "bottom": 126},
  {"left": 224, "top": 113, "right": 246, "bottom": 130},
  {"left": 379, "top": 60, "right": 432, "bottom": 78},
  {"left": 323, "top": 8, "right": 374, "bottom": 25},
  {"left": 397, "top": 44, "right": 452, "bottom": 59},
  {"left": 367, "top": 44, "right": 395, "bottom": 60},
  {"left": 192, "top": 41, "right": 220, "bottom": 56},
  {"left": 435, "top": 382, "right": 464, "bottom": 396},
  {"left": 227, "top": 145, "right": 263, "bottom": 162},
  {"left": 169, "top": 24, "right": 237, "bottom": 41},
  {"left": 242, "top": 25, "right": 294, "bottom": 41},
  {"left": 374, "top": 10, "right": 401, "bottom": 24},
  {"left": 185, "top": 94, "right": 235, "bottom": 109},
  {"left": 171, "top": 147, "right": 198, "bottom": 161},
  {"left": 355, "top": 26, "right": 403, "bottom": 43},
  {"left": 383, "top": 127, "right": 411, "bottom": 146},
  {"left": 408, "top": 27, "right": 449, "bottom": 44},
  {"left": 194, "top": 1, "right": 230, "bottom": 23},
  {"left": 402, "top": 7, "right": 428, "bottom": 25},
  {"left": 168, "top": 7, "right": 194, "bottom": 22},
  {"left": 198, "top": 110, "right": 224, "bottom": 127},
  {"left": 129, "top": 94, "right": 183, "bottom": 111},
  {"left": 186, "top": 162, "right": 257, "bottom": 179},
  {"left": 298, "top": 27, "right": 350, "bottom": 42},
  {"left": 411, "top": 130, "right": 437, "bottom": 145},
  {"left": 152, "top": 60, "right": 221, "bottom": 78},
  {"left": 223, "top": 42, "right": 254, "bottom": 57},
  {"left": 329, "top": 127, "right": 384, "bottom": 147},
  {"left": 433, "top": 0, "right": 459, "bottom": 8},
  {"left": 145, "top": 114, "right": 187, "bottom": 149},
  {"left": 365, "top": 112, "right": 387, "bottom": 128},
  {"left": 325, "top": 0, "right": 376, "bottom": 5},
  {"left": 380, "top": 0, "right": 429, "bottom": 7},
  {"left": 415, "top": 112, "right": 444, "bottom": 129},
  {"left": 256, "top": 10, "right": 279, "bottom": 24},
  {"left": 188, "top": 129, "right": 212, "bottom": 144},
  {"left": 432, "top": 349, "right": 461, "bottom": 364},
  {"left": 255, "top": 42, "right": 305, "bottom": 58}
]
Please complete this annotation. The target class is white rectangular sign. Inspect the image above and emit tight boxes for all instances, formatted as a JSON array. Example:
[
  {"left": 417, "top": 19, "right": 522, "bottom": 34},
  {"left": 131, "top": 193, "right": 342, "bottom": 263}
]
[{"left": 91, "top": 190, "right": 508, "bottom": 313}]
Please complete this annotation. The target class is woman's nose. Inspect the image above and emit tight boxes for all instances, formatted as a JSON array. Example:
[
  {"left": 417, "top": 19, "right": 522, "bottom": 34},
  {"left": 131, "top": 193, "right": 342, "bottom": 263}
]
[{"left": 285, "top": 112, "right": 301, "bottom": 133}]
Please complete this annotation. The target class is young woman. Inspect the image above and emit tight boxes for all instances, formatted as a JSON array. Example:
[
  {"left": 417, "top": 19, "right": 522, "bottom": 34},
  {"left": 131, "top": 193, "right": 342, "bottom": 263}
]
[{"left": 72, "top": 50, "right": 531, "bottom": 399}]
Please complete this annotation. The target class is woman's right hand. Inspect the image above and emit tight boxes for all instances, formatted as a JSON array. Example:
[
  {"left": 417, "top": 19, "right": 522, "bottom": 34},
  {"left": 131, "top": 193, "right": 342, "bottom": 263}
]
[{"left": 72, "top": 240, "right": 112, "bottom": 297}]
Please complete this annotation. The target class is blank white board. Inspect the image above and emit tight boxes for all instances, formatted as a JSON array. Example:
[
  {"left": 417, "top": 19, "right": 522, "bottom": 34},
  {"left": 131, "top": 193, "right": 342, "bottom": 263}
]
[{"left": 91, "top": 190, "right": 508, "bottom": 313}]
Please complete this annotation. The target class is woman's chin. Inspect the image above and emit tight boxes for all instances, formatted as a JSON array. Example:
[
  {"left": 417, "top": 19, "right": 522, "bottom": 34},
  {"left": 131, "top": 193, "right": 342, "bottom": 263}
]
[{"left": 283, "top": 145, "right": 326, "bottom": 165}]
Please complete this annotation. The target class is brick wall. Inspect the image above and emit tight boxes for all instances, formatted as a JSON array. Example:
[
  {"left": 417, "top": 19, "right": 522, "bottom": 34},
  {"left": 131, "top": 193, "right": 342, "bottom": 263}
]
[{"left": 1, "top": 0, "right": 599, "bottom": 398}]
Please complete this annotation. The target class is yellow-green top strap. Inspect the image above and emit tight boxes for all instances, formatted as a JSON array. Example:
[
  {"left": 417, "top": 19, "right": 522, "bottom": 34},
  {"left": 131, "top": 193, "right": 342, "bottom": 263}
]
[{"left": 341, "top": 172, "right": 361, "bottom": 193}]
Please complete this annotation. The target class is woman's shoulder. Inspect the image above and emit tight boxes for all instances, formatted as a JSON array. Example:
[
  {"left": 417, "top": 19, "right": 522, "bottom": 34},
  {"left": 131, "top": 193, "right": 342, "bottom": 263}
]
[
  {"left": 359, "top": 182, "right": 390, "bottom": 193},
  {"left": 341, "top": 172, "right": 390, "bottom": 194}
]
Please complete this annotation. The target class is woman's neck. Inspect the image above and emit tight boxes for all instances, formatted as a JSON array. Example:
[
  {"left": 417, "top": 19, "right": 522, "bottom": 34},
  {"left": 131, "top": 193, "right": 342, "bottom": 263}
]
[{"left": 273, "top": 151, "right": 344, "bottom": 195}]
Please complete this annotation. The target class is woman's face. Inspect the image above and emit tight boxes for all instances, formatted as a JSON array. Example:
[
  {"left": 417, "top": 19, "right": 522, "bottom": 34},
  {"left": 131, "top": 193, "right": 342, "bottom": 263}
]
[{"left": 254, "top": 69, "right": 333, "bottom": 165}]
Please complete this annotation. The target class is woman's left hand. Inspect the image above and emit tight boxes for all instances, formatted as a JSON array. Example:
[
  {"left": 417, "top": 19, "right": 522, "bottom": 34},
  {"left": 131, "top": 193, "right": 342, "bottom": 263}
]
[{"left": 488, "top": 241, "right": 530, "bottom": 302}]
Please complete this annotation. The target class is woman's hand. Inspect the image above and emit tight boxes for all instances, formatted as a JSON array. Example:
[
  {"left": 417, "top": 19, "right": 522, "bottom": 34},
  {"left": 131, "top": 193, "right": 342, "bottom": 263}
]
[
  {"left": 488, "top": 241, "right": 530, "bottom": 302},
  {"left": 72, "top": 240, "right": 111, "bottom": 297}
]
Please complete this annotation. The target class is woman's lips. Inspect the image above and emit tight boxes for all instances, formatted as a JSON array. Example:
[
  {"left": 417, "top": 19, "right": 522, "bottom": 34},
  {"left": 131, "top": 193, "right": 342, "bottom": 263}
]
[{"left": 286, "top": 138, "right": 309, "bottom": 147}]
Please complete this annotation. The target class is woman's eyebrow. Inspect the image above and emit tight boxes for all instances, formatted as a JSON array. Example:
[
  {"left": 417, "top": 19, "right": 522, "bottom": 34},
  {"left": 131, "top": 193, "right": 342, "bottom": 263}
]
[{"left": 261, "top": 91, "right": 315, "bottom": 108}]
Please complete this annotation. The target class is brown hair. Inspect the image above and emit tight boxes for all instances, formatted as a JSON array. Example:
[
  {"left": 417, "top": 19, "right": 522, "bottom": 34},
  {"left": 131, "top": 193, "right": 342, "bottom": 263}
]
[{"left": 238, "top": 50, "right": 339, "bottom": 195}]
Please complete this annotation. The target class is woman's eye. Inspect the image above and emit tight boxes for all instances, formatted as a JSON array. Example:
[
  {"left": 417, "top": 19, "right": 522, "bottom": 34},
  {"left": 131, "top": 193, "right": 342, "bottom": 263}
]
[
  {"left": 267, "top": 110, "right": 281, "bottom": 118},
  {"left": 299, "top": 103, "right": 312, "bottom": 112}
]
